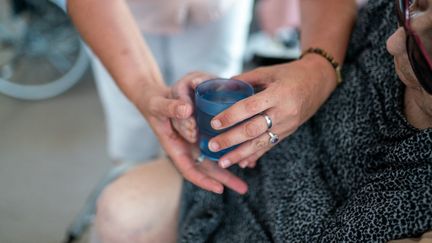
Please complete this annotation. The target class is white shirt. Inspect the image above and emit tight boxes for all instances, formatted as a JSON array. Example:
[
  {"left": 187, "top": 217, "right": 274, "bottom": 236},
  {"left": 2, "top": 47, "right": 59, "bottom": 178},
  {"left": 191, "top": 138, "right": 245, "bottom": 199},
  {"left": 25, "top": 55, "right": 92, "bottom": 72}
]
[
  {"left": 52, "top": 0, "right": 236, "bottom": 34},
  {"left": 127, "top": 0, "right": 236, "bottom": 34}
]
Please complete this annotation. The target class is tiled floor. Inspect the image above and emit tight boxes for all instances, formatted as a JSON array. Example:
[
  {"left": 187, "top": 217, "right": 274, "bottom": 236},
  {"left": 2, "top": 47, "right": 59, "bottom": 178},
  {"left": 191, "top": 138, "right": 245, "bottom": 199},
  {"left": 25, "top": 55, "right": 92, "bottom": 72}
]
[{"left": 0, "top": 71, "right": 110, "bottom": 243}]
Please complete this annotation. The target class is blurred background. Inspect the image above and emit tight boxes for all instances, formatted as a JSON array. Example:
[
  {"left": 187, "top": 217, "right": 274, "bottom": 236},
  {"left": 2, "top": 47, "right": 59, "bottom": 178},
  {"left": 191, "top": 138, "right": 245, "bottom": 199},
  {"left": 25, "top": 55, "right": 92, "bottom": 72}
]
[
  {"left": 0, "top": 1, "right": 108, "bottom": 242},
  {"left": 0, "top": 0, "right": 300, "bottom": 242}
]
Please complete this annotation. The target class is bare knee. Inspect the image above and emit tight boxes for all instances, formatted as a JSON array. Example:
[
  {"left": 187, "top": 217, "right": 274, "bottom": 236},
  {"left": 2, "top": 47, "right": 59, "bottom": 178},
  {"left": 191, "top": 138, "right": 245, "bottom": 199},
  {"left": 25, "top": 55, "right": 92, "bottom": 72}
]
[{"left": 95, "top": 159, "right": 182, "bottom": 243}]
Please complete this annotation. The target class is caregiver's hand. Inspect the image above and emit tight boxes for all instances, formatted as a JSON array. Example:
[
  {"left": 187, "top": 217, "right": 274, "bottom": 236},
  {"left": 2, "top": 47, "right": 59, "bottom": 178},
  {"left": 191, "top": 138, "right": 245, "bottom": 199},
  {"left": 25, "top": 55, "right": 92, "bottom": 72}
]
[
  {"left": 170, "top": 72, "right": 216, "bottom": 143},
  {"left": 139, "top": 82, "right": 247, "bottom": 195},
  {"left": 167, "top": 72, "right": 248, "bottom": 195},
  {"left": 210, "top": 55, "right": 339, "bottom": 169}
]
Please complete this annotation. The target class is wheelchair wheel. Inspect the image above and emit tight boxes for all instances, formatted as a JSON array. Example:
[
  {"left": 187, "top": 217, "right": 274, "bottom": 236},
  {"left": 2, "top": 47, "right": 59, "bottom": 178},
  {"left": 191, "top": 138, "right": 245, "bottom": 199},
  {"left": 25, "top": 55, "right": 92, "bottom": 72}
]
[{"left": 0, "top": 0, "right": 88, "bottom": 100}]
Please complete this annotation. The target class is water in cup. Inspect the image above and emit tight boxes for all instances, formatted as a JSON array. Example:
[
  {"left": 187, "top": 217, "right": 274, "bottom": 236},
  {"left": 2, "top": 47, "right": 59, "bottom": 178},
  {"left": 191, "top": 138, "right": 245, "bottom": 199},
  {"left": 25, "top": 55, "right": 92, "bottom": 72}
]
[{"left": 195, "top": 79, "right": 254, "bottom": 161}]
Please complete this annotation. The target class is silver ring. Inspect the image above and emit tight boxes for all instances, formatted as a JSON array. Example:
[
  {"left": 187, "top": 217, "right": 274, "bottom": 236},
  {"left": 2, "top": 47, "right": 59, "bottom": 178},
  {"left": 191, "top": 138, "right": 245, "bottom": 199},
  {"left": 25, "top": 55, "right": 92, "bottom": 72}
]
[
  {"left": 195, "top": 154, "right": 205, "bottom": 164},
  {"left": 268, "top": 131, "right": 279, "bottom": 145},
  {"left": 262, "top": 113, "right": 272, "bottom": 129}
]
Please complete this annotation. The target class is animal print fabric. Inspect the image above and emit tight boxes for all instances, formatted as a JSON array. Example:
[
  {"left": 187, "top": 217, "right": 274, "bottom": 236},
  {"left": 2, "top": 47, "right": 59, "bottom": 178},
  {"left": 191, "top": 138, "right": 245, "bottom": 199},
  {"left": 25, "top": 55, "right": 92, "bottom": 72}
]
[{"left": 178, "top": 0, "right": 432, "bottom": 242}]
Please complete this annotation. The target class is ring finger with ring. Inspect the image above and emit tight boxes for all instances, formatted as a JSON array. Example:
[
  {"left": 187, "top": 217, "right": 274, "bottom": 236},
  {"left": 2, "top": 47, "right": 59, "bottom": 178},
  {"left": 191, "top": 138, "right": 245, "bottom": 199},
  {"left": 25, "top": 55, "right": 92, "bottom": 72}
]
[
  {"left": 207, "top": 111, "right": 276, "bottom": 153},
  {"left": 218, "top": 127, "right": 282, "bottom": 169},
  {"left": 261, "top": 112, "right": 273, "bottom": 130}
]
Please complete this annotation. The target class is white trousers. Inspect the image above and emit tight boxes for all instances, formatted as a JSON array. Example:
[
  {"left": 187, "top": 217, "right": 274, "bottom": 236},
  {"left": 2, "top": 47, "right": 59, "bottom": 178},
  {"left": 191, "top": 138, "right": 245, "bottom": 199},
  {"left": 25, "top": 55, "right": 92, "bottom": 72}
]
[{"left": 90, "top": 0, "right": 253, "bottom": 161}]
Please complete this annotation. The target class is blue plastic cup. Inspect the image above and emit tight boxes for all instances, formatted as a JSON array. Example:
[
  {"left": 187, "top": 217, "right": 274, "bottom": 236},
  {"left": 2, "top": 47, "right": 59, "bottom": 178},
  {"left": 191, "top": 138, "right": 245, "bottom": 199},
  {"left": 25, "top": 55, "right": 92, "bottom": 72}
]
[{"left": 195, "top": 78, "right": 254, "bottom": 161}]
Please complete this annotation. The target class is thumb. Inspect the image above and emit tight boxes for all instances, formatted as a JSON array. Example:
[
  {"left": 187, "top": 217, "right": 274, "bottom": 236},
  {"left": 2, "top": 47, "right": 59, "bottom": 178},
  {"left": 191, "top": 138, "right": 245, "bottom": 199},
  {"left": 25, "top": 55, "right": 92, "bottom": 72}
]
[
  {"left": 173, "top": 72, "right": 216, "bottom": 103},
  {"left": 149, "top": 96, "right": 193, "bottom": 119}
]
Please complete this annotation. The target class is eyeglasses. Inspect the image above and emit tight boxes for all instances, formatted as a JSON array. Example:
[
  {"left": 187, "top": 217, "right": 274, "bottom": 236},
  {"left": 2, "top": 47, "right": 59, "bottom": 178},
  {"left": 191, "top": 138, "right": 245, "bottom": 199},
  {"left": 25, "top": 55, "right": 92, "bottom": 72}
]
[{"left": 395, "top": 0, "right": 432, "bottom": 94}]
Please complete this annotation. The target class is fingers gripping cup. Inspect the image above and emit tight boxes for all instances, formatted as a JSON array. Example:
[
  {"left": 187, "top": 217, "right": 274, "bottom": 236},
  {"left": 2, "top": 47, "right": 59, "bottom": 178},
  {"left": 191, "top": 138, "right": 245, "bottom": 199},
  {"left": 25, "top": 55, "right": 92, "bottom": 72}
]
[{"left": 195, "top": 78, "right": 254, "bottom": 161}]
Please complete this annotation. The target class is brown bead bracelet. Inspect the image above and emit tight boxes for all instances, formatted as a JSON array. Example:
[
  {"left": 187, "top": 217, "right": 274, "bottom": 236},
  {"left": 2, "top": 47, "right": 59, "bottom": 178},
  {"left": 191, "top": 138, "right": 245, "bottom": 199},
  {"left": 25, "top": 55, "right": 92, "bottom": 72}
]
[{"left": 300, "top": 47, "right": 342, "bottom": 85}]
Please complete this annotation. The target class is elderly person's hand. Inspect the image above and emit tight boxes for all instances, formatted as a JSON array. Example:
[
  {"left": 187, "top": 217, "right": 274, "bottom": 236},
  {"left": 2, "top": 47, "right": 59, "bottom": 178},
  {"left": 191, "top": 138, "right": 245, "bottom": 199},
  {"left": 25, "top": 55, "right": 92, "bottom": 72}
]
[
  {"left": 201, "top": 55, "right": 339, "bottom": 169},
  {"left": 387, "top": 0, "right": 432, "bottom": 129}
]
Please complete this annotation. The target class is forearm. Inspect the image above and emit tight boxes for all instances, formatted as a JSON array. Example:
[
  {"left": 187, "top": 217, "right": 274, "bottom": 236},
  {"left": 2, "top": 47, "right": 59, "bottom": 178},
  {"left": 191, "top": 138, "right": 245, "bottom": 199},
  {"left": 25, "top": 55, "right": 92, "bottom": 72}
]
[
  {"left": 299, "top": 0, "right": 357, "bottom": 93},
  {"left": 67, "top": 0, "right": 164, "bottom": 105},
  {"left": 300, "top": 0, "right": 356, "bottom": 63}
]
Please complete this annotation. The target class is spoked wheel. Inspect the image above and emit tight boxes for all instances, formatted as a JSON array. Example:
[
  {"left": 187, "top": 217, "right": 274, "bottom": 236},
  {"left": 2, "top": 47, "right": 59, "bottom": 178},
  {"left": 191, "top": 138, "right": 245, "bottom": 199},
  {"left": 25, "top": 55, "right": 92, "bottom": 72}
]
[{"left": 0, "top": 0, "right": 88, "bottom": 100}]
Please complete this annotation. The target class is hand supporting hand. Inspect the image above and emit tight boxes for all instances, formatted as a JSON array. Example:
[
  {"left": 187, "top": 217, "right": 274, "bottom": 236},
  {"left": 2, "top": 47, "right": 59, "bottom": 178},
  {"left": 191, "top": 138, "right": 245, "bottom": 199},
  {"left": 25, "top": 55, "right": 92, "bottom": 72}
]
[{"left": 144, "top": 73, "right": 248, "bottom": 195}]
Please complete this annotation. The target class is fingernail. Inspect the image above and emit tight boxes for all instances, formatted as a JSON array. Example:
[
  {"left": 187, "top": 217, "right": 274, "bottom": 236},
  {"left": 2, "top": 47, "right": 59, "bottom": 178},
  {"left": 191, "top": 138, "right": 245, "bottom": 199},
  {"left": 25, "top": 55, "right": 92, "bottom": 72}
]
[
  {"left": 209, "top": 141, "right": 220, "bottom": 151},
  {"left": 219, "top": 159, "right": 231, "bottom": 168},
  {"left": 239, "top": 161, "right": 248, "bottom": 168},
  {"left": 177, "top": 105, "right": 187, "bottom": 118},
  {"left": 211, "top": 119, "right": 222, "bottom": 129},
  {"left": 239, "top": 186, "right": 248, "bottom": 195},
  {"left": 213, "top": 186, "right": 224, "bottom": 194},
  {"left": 192, "top": 77, "right": 204, "bottom": 88}
]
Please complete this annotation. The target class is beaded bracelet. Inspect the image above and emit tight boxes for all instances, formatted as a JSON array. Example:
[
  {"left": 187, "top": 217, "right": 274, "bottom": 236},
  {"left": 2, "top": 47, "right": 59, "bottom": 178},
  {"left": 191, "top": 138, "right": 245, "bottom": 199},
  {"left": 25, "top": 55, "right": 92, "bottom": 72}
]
[{"left": 300, "top": 47, "right": 342, "bottom": 84}]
